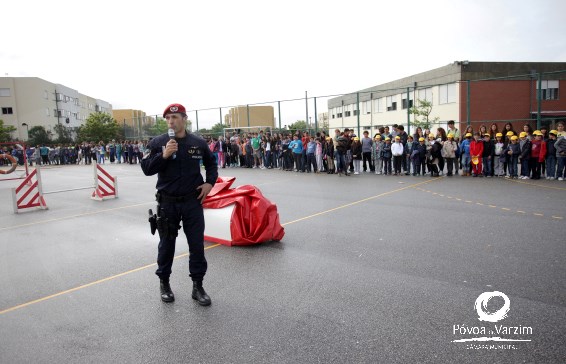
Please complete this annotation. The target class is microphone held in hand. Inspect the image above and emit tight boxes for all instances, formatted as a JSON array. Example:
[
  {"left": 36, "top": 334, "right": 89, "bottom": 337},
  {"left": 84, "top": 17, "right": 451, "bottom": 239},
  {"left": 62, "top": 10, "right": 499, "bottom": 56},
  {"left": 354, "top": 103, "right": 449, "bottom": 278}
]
[{"left": 168, "top": 128, "right": 176, "bottom": 159}]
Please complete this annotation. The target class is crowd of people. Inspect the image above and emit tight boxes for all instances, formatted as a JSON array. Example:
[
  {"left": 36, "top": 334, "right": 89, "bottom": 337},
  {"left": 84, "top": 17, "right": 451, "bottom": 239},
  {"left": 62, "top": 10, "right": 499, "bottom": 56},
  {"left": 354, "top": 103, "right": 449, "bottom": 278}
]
[
  {"left": 3, "top": 121, "right": 566, "bottom": 181},
  {"left": 204, "top": 121, "right": 566, "bottom": 181},
  {"left": 1, "top": 140, "right": 149, "bottom": 167}
]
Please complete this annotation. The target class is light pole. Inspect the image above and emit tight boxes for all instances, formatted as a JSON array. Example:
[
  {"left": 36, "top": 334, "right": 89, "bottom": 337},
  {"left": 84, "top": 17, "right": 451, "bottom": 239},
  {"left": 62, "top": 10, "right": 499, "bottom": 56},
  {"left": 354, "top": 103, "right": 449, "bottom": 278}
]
[{"left": 22, "top": 123, "right": 29, "bottom": 141}]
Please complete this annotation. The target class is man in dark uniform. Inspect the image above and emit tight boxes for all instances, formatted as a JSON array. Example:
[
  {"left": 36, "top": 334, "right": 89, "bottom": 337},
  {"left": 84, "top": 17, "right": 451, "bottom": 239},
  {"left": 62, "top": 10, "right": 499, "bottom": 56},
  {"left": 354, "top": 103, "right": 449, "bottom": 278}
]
[{"left": 141, "top": 103, "right": 218, "bottom": 306}]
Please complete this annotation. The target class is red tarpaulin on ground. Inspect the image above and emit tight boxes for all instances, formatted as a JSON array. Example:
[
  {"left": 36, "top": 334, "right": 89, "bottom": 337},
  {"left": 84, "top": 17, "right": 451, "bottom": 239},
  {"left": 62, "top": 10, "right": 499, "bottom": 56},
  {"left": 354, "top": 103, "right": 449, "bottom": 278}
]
[{"left": 202, "top": 176, "right": 285, "bottom": 246}]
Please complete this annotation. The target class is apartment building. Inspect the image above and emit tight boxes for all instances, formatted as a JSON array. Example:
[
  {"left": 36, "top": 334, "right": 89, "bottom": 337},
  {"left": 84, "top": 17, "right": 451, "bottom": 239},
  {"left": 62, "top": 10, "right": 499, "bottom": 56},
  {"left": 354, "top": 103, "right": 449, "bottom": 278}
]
[{"left": 0, "top": 77, "right": 112, "bottom": 141}]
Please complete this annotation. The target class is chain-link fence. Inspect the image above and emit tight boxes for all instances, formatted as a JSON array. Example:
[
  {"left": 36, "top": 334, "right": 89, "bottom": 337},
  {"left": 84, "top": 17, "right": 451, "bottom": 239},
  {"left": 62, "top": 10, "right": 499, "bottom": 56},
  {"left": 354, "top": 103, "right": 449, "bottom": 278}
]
[{"left": 116, "top": 69, "right": 566, "bottom": 141}]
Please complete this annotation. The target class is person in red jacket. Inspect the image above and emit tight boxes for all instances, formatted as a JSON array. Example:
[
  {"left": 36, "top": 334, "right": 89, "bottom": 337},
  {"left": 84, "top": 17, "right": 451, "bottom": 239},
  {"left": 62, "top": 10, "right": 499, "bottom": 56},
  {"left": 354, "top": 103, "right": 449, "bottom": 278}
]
[
  {"left": 529, "top": 130, "right": 547, "bottom": 180},
  {"left": 470, "top": 132, "right": 484, "bottom": 177}
]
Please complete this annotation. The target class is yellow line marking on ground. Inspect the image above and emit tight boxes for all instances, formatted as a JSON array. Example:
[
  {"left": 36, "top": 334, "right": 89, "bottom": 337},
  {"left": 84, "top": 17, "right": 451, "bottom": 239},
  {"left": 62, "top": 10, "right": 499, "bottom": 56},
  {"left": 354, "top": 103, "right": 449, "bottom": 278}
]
[
  {"left": 447, "top": 196, "right": 453, "bottom": 199},
  {"left": 455, "top": 198, "right": 462, "bottom": 201},
  {"left": 501, "top": 207, "right": 511, "bottom": 211},
  {"left": 517, "top": 211, "right": 526, "bottom": 214},
  {"left": 552, "top": 216, "right": 563, "bottom": 220},
  {"left": 504, "top": 178, "right": 566, "bottom": 191},
  {"left": 476, "top": 202, "right": 484, "bottom": 206},
  {"left": 0, "top": 178, "right": 442, "bottom": 316},
  {"left": 0, "top": 244, "right": 221, "bottom": 316},
  {"left": 0, "top": 202, "right": 155, "bottom": 231},
  {"left": 489, "top": 205, "right": 497, "bottom": 208},
  {"left": 533, "top": 213, "right": 544, "bottom": 217},
  {"left": 282, "top": 178, "right": 441, "bottom": 226},
  {"left": 439, "top": 194, "right": 444, "bottom": 197},
  {"left": 465, "top": 200, "right": 472, "bottom": 203}
]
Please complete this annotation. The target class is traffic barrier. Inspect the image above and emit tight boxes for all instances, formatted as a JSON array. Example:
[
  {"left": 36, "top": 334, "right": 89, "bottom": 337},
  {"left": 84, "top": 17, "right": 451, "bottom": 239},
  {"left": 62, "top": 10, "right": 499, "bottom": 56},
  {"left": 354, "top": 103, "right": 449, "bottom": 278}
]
[
  {"left": 91, "top": 162, "right": 118, "bottom": 201},
  {"left": 11, "top": 166, "right": 48, "bottom": 213}
]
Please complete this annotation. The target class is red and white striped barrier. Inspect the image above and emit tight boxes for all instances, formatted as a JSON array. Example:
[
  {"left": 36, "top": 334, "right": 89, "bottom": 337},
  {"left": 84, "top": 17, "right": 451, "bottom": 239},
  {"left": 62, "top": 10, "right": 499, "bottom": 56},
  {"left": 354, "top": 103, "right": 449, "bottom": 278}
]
[
  {"left": 11, "top": 166, "right": 48, "bottom": 213},
  {"left": 91, "top": 162, "right": 118, "bottom": 201}
]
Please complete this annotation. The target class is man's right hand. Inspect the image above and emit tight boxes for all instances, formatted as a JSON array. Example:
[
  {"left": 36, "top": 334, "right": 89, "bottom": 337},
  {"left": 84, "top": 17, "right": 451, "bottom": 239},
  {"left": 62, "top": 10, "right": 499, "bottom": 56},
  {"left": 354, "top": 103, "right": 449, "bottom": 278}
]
[{"left": 163, "top": 139, "right": 178, "bottom": 159}]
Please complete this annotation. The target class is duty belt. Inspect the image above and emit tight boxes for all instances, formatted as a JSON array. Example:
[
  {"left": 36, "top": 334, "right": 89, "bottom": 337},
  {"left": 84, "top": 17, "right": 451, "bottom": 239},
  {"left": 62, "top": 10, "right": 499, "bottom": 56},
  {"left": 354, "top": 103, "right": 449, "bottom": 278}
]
[{"left": 156, "top": 191, "right": 198, "bottom": 203}]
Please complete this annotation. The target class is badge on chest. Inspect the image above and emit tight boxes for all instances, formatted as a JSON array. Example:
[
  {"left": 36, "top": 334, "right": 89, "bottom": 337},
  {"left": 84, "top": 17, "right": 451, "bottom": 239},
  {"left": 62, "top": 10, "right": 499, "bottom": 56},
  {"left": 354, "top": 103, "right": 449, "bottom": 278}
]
[{"left": 188, "top": 146, "right": 203, "bottom": 159}]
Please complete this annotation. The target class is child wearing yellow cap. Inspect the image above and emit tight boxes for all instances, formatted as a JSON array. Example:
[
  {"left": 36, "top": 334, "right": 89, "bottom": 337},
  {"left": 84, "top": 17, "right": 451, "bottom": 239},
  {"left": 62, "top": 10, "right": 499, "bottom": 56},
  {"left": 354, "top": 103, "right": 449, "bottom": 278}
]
[
  {"left": 372, "top": 134, "right": 383, "bottom": 175},
  {"left": 381, "top": 137, "right": 392, "bottom": 175},
  {"left": 494, "top": 133, "right": 505, "bottom": 177},
  {"left": 505, "top": 136, "right": 520, "bottom": 178}
]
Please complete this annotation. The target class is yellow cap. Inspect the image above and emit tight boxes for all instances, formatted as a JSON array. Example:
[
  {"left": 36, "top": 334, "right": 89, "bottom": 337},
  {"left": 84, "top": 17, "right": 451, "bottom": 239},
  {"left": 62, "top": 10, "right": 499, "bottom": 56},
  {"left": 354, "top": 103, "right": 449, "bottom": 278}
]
[
  {"left": 325, "top": 137, "right": 332, "bottom": 141},
  {"left": 375, "top": 134, "right": 382, "bottom": 139},
  {"left": 484, "top": 133, "right": 490, "bottom": 137},
  {"left": 496, "top": 132, "right": 503, "bottom": 137},
  {"left": 395, "top": 136, "right": 400, "bottom": 139},
  {"left": 447, "top": 134, "right": 454, "bottom": 138},
  {"left": 506, "top": 131, "right": 514, "bottom": 136},
  {"left": 428, "top": 134, "right": 435, "bottom": 138},
  {"left": 385, "top": 137, "right": 391, "bottom": 141},
  {"left": 465, "top": 133, "right": 472, "bottom": 137},
  {"left": 519, "top": 131, "right": 528, "bottom": 138},
  {"left": 511, "top": 135, "right": 518, "bottom": 141},
  {"left": 353, "top": 137, "right": 360, "bottom": 141},
  {"left": 550, "top": 130, "right": 558, "bottom": 135},
  {"left": 419, "top": 137, "right": 425, "bottom": 142},
  {"left": 533, "top": 130, "right": 542, "bottom": 136}
]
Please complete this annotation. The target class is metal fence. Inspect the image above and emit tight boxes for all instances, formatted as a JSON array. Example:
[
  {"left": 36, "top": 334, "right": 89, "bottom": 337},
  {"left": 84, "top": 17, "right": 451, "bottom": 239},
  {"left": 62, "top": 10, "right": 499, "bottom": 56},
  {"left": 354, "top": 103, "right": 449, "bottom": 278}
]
[{"left": 118, "top": 69, "right": 566, "bottom": 141}]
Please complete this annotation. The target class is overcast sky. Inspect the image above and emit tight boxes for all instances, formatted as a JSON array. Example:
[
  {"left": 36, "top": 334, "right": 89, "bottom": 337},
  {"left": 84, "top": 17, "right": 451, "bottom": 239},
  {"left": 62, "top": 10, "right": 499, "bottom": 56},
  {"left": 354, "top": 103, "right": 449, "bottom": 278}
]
[{"left": 2, "top": 0, "right": 565, "bottom": 128}]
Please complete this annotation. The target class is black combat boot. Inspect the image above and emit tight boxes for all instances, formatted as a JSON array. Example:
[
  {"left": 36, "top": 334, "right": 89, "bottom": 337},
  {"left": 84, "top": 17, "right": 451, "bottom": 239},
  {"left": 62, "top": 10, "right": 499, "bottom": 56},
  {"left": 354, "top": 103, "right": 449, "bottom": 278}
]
[
  {"left": 160, "top": 278, "right": 175, "bottom": 302},
  {"left": 192, "top": 281, "right": 211, "bottom": 306}
]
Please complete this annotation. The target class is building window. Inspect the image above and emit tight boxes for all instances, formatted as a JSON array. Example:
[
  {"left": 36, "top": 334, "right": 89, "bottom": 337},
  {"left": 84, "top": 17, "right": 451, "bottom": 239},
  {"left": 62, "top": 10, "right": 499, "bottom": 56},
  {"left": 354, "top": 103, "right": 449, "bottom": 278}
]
[
  {"left": 537, "top": 80, "right": 559, "bottom": 100},
  {"left": 0, "top": 88, "right": 10, "bottom": 97},
  {"left": 2, "top": 107, "right": 13, "bottom": 114},
  {"left": 46, "top": 108, "right": 50, "bottom": 116},
  {"left": 375, "top": 98, "right": 385, "bottom": 113},
  {"left": 345, "top": 111, "right": 351, "bottom": 117},
  {"left": 417, "top": 87, "right": 433, "bottom": 103},
  {"left": 353, "top": 110, "right": 358, "bottom": 116},
  {"left": 439, "top": 83, "right": 457, "bottom": 104},
  {"left": 363, "top": 100, "right": 372, "bottom": 114},
  {"left": 386, "top": 96, "right": 397, "bottom": 111},
  {"left": 402, "top": 93, "right": 414, "bottom": 109}
]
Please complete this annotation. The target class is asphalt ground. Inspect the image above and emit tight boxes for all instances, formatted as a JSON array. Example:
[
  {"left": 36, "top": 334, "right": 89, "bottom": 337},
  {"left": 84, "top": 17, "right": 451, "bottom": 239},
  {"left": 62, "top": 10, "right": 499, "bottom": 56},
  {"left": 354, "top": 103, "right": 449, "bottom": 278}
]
[{"left": 0, "top": 163, "right": 565, "bottom": 363}]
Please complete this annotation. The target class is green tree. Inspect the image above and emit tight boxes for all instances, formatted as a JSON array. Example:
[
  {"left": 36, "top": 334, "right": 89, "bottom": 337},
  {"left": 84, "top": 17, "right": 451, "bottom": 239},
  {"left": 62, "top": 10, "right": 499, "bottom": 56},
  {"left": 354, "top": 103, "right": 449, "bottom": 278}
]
[
  {"left": 409, "top": 99, "right": 439, "bottom": 130},
  {"left": 77, "top": 112, "right": 120, "bottom": 142},
  {"left": 210, "top": 122, "right": 225, "bottom": 136},
  {"left": 54, "top": 123, "right": 73, "bottom": 144},
  {"left": 28, "top": 126, "right": 51, "bottom": 146},
  {"left": 288, "top": 120, "right": 307, "bottom": 132},
  {"left": 147, "top": 117, "right": 169, "bottom": 137},
  {"left": 0, "top": 119, "right": 16, "bottom": 142}
]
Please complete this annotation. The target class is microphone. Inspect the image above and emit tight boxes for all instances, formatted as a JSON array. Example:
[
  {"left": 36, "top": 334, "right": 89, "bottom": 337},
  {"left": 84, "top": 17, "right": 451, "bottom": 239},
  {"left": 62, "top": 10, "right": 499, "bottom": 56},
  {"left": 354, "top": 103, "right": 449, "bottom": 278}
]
[{"left": 168, "top": 128, "right": 176, "bottom": 159}]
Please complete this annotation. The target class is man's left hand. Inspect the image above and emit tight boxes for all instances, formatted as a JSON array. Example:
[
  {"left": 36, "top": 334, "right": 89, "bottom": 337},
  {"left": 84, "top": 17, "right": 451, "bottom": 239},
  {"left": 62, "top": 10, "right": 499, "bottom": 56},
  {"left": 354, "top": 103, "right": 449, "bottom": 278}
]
[{"left": 197, "top": 183, "right": 213, "bottom": 204}]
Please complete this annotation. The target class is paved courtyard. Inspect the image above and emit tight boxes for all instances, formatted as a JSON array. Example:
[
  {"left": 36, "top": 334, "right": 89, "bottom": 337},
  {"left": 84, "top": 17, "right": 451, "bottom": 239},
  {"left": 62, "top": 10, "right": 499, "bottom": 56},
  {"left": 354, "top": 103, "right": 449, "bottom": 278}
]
[{"left": 1, "top": 163, "right": 565, "bottom": 363}]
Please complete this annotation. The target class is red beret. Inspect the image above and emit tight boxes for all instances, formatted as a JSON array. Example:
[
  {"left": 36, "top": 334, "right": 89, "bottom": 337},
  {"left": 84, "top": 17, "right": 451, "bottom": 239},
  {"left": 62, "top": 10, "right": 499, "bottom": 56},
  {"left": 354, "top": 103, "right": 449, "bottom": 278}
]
[{"left": 163, "top": 103, "right": 187, "bottom": 117}]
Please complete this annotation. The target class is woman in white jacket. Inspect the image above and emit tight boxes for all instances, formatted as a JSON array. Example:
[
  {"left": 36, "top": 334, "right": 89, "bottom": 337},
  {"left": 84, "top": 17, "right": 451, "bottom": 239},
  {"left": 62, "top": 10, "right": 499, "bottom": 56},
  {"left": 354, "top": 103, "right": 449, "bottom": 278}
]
[{"left": 391, "top": 136, "right": 404, "bottom": 175}]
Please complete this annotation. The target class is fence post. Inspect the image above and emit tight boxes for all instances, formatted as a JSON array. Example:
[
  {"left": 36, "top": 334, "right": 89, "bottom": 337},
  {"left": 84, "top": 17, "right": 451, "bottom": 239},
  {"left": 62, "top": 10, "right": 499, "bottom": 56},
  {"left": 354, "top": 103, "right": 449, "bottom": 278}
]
[
  {"left": 196, "top": 110, "right": 199, "bottom": 132},
  {"left": 406, "top": 87, "right": 411, "bottom": 135},
  {"left": 537, "top": 73, "right": 542, "bottom": 130},
  {"left": 314, "top": 97, "right": 318, "bottom": 133},
  {"left": 278, "top": 101, "right": 281, "bottom": 130},
  {"left": 219, "top": 107, "right": 222, "bottom": 128},
  {"left": 467, "top": 80, "right": 471, "bottom": 127},
  {"left": 356, "top": 92, "right": 360, "bottom": 137},
  {"left": 246, "top": 104, "right": 250, "bottom": 127},
  {"left": 305, "top": 91, "right": 309, "bottom": 129}
]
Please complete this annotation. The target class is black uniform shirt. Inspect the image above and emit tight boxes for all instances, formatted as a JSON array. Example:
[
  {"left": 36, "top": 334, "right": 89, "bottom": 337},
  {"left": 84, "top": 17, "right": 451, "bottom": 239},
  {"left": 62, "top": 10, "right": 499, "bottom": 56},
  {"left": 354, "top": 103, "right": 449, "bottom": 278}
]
[{"left": 141, "top": 132, "right": 218, "bottom": 196}]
